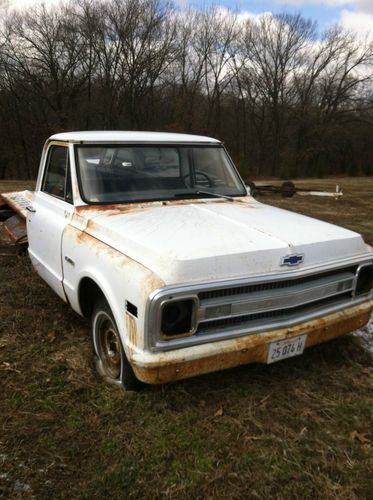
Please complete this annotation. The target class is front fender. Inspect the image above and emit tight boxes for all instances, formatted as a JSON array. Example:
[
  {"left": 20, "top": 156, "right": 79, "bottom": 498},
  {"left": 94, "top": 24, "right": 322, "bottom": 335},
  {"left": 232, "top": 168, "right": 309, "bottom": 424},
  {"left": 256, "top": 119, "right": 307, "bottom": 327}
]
[{"left": 61, "top": 225, "right": 165, "bottom": 355}]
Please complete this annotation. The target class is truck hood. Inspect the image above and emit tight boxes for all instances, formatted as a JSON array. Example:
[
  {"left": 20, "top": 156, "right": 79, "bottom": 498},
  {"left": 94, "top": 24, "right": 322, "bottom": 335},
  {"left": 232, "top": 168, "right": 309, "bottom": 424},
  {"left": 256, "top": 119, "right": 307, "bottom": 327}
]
[{"left": 74, "top": 198, "right": 371, "bottom": 284}]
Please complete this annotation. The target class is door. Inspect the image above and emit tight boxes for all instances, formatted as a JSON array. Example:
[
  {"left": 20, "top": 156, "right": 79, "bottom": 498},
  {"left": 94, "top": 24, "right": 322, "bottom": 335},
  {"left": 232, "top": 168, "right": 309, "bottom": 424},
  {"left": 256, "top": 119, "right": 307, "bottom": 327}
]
[{"left": 27, "top": 144, "right": 74, "bottom": 300}]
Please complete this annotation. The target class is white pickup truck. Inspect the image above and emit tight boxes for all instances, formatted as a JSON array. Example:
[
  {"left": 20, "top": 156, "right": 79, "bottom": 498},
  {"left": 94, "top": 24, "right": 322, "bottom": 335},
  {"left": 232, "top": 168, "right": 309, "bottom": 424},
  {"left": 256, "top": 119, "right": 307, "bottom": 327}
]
[{"left": 1, "top": 131, "right": 373, "bottom": 389}]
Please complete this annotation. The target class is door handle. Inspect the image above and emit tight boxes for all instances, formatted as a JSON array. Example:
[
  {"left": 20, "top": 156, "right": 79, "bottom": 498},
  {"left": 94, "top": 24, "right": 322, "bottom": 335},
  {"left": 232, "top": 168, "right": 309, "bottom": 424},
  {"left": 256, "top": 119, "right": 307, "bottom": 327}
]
[{"left": 26, "top": 205, "right": 36, "bottom": 213}]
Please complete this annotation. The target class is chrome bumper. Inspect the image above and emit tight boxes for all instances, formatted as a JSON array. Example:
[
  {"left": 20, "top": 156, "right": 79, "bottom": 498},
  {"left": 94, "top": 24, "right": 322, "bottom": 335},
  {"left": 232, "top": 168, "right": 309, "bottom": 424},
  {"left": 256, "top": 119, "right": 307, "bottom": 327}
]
[{"left": 133, "top": 300, "right": 373, "bottom": 384}]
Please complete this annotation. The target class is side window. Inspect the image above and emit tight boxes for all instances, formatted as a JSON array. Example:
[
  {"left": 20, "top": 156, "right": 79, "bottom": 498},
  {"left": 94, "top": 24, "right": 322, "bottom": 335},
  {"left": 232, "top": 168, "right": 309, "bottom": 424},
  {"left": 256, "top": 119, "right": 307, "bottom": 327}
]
[{"left": 42, "top": 146, "right": 72, "bottom": 202}]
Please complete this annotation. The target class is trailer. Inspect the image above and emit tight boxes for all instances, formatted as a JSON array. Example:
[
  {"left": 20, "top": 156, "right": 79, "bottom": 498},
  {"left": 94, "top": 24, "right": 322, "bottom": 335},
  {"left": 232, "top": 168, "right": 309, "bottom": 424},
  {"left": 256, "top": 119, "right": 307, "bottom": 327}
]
[{"left": 246, "top": 180, "right": 343, "bottom": 199}]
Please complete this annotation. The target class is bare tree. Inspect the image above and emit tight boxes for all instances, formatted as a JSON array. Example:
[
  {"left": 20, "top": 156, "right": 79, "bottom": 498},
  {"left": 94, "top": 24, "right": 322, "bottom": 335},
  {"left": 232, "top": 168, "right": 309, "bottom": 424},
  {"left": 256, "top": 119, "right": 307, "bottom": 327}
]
[
  {"left": 2, "top": 4, "right": 87, "bottom": 128},
  {"left": 0, "top": 2, "right": 372, "bottom": 180},
  {"left": 104, "top": 0, "right": 176, "bottom": 128},
  {"left": 240, "top": 13, "right": 316, "bottom": 174},
  {"left": 166, "top": 10, "right": 209, "bottom": 132},
  {"left": 294, "top": 26, "right": 373, "bottom": 174}
]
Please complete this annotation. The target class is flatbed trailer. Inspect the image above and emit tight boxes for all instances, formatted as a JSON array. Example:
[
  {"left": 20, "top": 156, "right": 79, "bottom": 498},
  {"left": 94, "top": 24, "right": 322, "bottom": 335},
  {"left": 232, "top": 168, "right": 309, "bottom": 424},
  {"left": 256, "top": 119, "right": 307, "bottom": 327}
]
[
  {"left": 0, "top": 190, "right": 32, "bottom": 253},
  {"left": 246, "top": 180, "right": 343, "bottom": 199}
]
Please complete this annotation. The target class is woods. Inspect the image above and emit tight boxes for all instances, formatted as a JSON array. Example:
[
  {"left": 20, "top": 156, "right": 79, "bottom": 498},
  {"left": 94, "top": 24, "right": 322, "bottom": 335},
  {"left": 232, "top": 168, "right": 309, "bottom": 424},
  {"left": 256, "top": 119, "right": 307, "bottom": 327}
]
[{"left": 0, "top": 0, "right": 372, "bottom": 180}]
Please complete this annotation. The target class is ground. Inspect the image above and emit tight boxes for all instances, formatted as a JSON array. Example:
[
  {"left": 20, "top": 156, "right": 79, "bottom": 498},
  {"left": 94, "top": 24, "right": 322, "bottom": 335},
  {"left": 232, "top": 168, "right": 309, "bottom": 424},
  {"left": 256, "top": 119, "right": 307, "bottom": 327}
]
[{"left": 0, "top": 178, "right": 372, "bottom": 499}]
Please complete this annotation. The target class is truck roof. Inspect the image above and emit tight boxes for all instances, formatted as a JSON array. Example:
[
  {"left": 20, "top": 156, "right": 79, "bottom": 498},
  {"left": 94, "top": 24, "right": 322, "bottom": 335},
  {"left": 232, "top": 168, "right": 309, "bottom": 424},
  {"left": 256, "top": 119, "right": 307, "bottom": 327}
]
[{"left": 49, "top": 131, "right": 221, "bottom": 144}]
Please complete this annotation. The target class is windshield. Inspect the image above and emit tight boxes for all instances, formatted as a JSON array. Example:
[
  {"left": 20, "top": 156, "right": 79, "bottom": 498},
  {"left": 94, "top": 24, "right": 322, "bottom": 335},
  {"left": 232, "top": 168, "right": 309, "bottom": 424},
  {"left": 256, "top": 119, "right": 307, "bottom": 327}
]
[{"left": 75, "top": 144, "right": 246, "bottom": 203}]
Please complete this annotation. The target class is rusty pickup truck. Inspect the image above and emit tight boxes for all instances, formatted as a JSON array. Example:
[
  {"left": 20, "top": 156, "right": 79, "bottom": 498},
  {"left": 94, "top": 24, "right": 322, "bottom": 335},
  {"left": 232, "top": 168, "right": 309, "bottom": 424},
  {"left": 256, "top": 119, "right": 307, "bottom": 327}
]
[{"left": 1, "top": 131, "right": 373, "bottom": 390}]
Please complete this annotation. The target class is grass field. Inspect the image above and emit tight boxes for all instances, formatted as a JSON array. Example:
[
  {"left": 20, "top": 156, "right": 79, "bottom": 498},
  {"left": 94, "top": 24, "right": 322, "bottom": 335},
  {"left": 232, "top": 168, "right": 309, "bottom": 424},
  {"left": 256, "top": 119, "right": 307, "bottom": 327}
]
[{"left": 0, "top": 178, "right": 372, "bottom": 499}]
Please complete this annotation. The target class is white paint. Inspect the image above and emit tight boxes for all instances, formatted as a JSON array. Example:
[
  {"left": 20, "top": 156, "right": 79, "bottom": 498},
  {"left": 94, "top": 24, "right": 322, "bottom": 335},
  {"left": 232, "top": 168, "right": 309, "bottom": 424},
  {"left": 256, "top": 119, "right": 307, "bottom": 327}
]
[
  {"left": 49, "top": 131, "right": 220, "bottom": 144},
  {"left": 81, "top": 198, "right": 371, "bottom": 284}
]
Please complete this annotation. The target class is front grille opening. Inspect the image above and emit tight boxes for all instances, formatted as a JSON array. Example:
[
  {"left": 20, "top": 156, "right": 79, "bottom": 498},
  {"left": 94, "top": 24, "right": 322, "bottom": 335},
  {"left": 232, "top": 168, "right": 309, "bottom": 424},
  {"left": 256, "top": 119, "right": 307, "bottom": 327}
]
[
  {"left": 198, "top": 267, "right": 357, "bottom": 301},
  {"left": 355, "top": 265, "right": 373, "bottom": 296},
  {"left": 161, "top": 299, "right": 194, "bottom": 337},
  {"left": 197, "top": 292, "right": 352, "bottom": 333}
]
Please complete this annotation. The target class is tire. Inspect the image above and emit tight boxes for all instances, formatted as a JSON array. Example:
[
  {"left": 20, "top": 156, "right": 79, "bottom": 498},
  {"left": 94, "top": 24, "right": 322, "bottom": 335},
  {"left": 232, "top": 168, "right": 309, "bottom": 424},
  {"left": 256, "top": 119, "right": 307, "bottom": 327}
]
[
  {"left": 246, "top": 180, "right": 257, "bottom": 197},
  {"left": 281, "top": 181, "right": 296, "bottom": 198},
  {"left": 91, "top": 298, "right": 143, "bottom": 391}
]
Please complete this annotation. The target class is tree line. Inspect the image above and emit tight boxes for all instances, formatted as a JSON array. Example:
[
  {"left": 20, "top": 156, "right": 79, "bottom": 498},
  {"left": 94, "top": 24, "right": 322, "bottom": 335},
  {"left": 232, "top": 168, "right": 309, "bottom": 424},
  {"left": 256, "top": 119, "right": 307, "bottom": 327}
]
[{"left": 0, "top": 0, "right": 373, "bottom": 180}]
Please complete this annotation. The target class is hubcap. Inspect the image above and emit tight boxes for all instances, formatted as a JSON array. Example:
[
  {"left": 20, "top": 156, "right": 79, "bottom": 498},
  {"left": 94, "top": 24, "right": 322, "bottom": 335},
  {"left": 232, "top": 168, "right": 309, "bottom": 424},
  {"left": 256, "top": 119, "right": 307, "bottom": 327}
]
[{"left": 96, "top": 314, "right": 121, "bottom": 380}]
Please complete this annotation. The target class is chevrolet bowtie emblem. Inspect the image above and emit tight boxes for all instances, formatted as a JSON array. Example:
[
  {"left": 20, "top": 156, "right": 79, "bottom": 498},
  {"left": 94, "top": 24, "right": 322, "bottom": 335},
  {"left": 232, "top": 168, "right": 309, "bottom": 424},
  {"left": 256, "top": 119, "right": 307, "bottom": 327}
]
[{"left": 280, "top": 254, "right": 304, "bottom": 266}]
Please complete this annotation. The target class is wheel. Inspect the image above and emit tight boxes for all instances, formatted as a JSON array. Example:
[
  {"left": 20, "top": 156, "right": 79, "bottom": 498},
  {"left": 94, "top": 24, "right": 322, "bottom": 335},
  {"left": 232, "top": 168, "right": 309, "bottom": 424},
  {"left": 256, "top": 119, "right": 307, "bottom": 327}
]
[
  {"left": 281, "top": 181, "right": 296, "bottom": 198},
  {"left": 182, "top": 171, "right": 213, "bottom": 188},
  {"left": 246, "top": 180, "right": 257, "bottom": 197},
  {"left": 91, "top": 298, "right": 142, "bottom": 390}
]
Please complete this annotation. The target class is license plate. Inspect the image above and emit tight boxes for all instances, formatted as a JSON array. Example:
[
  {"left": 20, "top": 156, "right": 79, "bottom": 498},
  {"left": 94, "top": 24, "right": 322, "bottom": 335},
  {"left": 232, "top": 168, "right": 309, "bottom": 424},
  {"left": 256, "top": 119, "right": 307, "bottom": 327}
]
[{"left": 267, "top": 334, "right": 307, "bottom": 364}]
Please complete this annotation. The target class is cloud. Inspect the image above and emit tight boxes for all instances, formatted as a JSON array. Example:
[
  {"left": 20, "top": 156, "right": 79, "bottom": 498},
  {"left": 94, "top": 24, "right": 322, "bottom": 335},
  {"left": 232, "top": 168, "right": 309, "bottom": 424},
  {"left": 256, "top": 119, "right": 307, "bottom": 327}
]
[
  {"left": 7, "top": 0, "right": 62, "bottom": 10},
  {"left": 213, "top": 6, "right": 272, "bottom": 23},
  {"left": 340, "top": 8, "right": 373, "bottom": 37},
  {"left": 353, "top": 0, "right": 373, "bottom": 14},
  {"left": 274, "top": 0, "right": 373, "bottom": 15},
  {"left": 273, "top": 0, "right": 350, "bottom": 6}
]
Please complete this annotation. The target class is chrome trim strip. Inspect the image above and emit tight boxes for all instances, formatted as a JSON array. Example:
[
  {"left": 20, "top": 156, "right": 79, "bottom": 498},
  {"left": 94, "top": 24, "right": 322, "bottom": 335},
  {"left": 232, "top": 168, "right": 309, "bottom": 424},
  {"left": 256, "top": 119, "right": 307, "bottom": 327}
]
[
  {"left": 198, "top": 274, "right": 354, "bottom": 322},
  {"left": 352, "top": 263, "right": 373, "bottom": 297}
]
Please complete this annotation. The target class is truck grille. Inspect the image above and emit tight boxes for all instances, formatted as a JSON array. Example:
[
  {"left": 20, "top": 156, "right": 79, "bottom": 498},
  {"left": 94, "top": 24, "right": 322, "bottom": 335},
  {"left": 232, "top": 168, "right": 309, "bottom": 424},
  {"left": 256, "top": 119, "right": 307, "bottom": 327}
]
[
  {"left": 197, "top": 293, "right": 352, "bottom": 333},
  {"left": 196, "top": 266, "right": 357, "bottom": 336},
  {"left": 198, "top": 267, "right": 355, "bottom": 300}
]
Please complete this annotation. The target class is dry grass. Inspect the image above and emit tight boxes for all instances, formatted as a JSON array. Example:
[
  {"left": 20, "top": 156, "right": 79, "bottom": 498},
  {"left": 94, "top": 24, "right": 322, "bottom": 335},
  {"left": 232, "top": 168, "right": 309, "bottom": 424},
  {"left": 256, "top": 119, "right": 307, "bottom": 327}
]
[
  {"left": 0, "top": 179, "right": 35, "bottom": 193},
  {"left": 0, "top": 178, "right": 372, "bottom": 499},
  {"left": 259, "top": 177, "right": 373, "bottom": 246}
]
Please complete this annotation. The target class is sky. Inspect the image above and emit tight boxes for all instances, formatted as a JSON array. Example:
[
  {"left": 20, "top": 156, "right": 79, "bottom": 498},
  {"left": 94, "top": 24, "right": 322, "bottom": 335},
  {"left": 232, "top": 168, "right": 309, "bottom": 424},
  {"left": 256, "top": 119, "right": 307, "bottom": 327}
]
[
  {"left": 185, "top": 0, "right": 373, "bottom": 34},
  {"left": 6, "top": 0, "right": 373, "bottom": 36}
]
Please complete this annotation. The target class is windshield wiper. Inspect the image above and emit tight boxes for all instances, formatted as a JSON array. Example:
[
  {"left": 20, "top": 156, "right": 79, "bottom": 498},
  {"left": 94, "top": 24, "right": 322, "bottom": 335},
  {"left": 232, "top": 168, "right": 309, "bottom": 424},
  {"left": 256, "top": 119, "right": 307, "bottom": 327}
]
[
  {"left": 173, "top": 190, "right": 235, "bottom": 201},
  {"left": 194, "top": 190, "right": 234, "bottom": 201}
]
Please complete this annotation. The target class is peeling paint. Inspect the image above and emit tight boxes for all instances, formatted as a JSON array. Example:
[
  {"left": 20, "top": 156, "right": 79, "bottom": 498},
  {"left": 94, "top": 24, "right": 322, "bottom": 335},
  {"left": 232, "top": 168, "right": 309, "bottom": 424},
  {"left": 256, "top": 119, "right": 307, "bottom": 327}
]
[
  {"left": 75, "top": 196, "right": 256, "bottom": 218},
  {"left": 126, "top": 312, "right": 137, "bottom": 351}
]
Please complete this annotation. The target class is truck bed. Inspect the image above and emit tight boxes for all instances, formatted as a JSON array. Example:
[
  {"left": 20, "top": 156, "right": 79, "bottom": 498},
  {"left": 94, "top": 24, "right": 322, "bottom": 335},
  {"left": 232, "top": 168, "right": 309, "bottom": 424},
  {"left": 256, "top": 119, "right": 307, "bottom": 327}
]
[{"left": 0, "top": 190, "right": 33, "bottom": 249}]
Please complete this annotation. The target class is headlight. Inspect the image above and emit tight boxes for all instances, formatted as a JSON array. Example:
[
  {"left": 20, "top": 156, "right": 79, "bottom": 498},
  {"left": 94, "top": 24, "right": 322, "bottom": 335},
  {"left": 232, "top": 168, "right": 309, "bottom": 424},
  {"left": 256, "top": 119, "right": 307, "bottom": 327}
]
[
  {"left": 161, "top": 298, "right": 197, "bottom": 337},
  {"left": 355, "top": 264, "right": 373, "bottom": 296}
]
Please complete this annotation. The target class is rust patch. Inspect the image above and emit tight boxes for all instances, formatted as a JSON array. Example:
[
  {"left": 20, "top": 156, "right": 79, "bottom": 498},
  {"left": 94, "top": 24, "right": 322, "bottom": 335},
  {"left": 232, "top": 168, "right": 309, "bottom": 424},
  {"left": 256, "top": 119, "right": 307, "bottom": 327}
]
[
  {"left": 126, "top": 312, "right": 137, "bottom": 349},
  {"left": 142, "top": 272, "right": 165, "bottom": 300},
  {"left": 76, "top": 202, "right": 140, "bottom": 213},
  {"left": 64, "top": 225, "right": 100, "bottom": 254},
  {"left": 132, "top": 303, "right": 373, "bottom": 384},
  {"left": 75, "top": 197, "right": 254, "bottom": 217},
  {"left": 64, "top": 224, "right": 165, "bottom": 288},
  {"left": 76, "top": 202, "right": 153, "bottom": 217},
  {"left": 67, "top": 226, "right": 119, "bottom": 260}
]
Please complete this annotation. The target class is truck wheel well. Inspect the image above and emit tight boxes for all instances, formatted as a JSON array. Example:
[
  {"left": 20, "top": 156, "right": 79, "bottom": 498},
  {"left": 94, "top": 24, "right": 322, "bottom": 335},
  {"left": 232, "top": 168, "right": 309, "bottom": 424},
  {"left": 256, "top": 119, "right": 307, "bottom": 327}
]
[{"left": 79, "top": 278, "right": 105, "bottom": 318}]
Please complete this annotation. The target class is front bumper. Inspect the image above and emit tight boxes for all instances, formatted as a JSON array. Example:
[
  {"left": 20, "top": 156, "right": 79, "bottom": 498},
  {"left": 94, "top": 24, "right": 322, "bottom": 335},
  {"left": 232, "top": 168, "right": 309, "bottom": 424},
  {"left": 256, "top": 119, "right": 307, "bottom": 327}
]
[{"left": 131, "top": 300, "right": 373, "bottom": 384}]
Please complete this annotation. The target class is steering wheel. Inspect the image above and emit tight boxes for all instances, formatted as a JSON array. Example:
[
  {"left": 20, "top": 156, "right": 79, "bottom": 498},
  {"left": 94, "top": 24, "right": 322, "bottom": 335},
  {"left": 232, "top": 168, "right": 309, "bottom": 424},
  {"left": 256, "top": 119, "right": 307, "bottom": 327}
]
[{"left": 182, "top": 171, "right": 213, "bottom": 188}]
